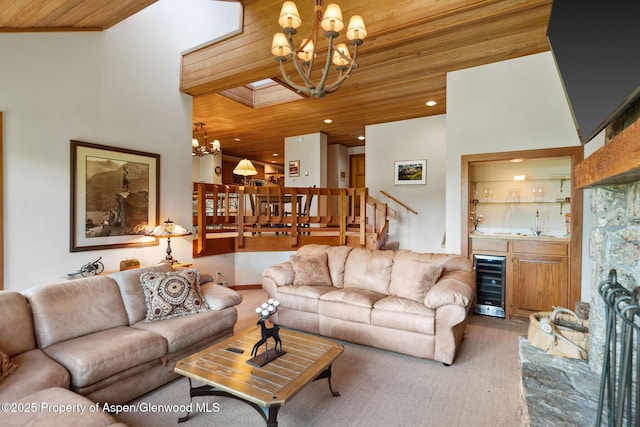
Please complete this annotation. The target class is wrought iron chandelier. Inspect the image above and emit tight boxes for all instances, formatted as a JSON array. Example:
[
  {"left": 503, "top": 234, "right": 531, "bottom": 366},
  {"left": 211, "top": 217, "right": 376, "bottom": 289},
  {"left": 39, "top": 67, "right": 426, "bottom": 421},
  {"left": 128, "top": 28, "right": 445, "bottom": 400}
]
[
  {"left": 271, "top": 0, "right": 367, "bottom": 98},
  {"left": 192, "top": 122, "right": 221, "bottom": 156}
]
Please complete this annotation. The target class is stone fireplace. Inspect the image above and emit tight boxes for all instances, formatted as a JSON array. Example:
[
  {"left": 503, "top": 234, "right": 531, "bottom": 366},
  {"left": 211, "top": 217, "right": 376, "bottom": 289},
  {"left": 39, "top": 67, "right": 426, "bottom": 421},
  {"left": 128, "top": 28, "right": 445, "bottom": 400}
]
[
  {"left": 576, "top": 103, "right": 640, "bottom": 375},
  {"left": 520, "top": 104, "right": 640, "bottom": 425}
]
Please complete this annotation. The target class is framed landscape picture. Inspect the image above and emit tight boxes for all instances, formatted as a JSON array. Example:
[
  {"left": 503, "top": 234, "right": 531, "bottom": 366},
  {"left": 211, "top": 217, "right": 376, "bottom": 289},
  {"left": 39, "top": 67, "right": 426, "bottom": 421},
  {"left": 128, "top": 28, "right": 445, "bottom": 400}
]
[
  {"left": 70, "top": 140, "right": 160, "bottom": 252},
  {"left": 289, "top": 160, "right": 300, "bottom": 177},
  {"left": 394, "top": 159, "right": 427, "bottom": 185}
]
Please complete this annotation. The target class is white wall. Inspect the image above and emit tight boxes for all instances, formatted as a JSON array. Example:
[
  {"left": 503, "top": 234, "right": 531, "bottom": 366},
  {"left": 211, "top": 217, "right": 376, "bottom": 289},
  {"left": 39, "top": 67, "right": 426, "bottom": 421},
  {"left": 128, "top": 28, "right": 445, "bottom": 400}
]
[
  {"left": 284, "top": 133, "right": 328, "bottom": 188},
  {"left": 327, "top": 144, "right": 349, "bottom": 188},
  {"left": 0, "top": 0, "right": 242, "bottom": 291},
  {"left": 445, "top": 52, "right": 582, "bottom": 254},
  {"left": 365, "top": 115, "right": 447, "bottom": 252}
]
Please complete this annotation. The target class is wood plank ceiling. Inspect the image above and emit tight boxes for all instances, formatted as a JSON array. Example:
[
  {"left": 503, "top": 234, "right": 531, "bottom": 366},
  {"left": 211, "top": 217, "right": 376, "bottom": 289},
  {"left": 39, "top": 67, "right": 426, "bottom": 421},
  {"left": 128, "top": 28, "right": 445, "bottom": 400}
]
[
  {"left": 0, "top": 0, "right": 157, "bottom": 31},
  {"left": 1, "top": 0, "right": 554, "bottom": 167}
]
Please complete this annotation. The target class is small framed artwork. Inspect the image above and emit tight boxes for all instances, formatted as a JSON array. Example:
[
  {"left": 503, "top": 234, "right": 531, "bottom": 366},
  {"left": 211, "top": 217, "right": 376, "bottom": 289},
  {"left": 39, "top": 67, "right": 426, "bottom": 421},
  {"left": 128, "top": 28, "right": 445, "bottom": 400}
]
[
  {"left": 394, "top": 159, "right": 427, "bottom": 185},
  {"left": 289, "top": 160, "right": 300, "bottom": 177},
  {"left": 70, "top": 140, "right": 160, "bottom": 252}
]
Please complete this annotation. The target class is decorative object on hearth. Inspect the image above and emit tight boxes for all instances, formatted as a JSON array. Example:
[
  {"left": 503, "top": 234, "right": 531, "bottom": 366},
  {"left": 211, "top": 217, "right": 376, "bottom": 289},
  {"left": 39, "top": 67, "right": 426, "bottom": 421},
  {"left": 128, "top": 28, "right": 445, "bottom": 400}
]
[
  {"left": 233, "top": 158, "right": 258, "bottom": 185},
  {"left": 192, "top": 122, "right": 220, "bottom": 156},
  {"left": 67, "top": 257, "right": 105, "bottom": 278},
  {"left": 119, "top": 258, "right": 140, "bottom": 271},
  {"left": 248, "top": 299, "right": 285, "bottom": 367},
  {"left": 146, "top": 219, "right": 192, "bottom": 264},
  {"left": 527, "top": 307, "right": 589, "bottom": 360},
  {"left": 271, "top": 0, "right": 366, "bottom": 98}
]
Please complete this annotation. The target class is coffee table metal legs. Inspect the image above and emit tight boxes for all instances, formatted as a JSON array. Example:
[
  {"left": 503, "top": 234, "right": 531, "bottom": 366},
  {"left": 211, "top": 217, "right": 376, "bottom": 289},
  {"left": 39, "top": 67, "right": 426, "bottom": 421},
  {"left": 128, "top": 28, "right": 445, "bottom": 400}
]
[{"left": 178, "top": 364, "right": 339, "bottom": 426}]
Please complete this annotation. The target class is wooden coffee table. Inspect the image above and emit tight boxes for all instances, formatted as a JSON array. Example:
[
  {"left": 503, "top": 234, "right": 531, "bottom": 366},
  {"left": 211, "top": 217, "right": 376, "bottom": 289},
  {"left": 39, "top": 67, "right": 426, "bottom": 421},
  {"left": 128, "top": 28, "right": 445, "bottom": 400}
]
[{"left": 174, "top": 326, "right": 344, "bottom": 426}]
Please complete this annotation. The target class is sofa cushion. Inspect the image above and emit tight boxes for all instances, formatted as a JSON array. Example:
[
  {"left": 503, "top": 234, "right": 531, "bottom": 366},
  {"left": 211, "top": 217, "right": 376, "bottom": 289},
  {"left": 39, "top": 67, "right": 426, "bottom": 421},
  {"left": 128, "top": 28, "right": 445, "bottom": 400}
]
[
  {"left": 0, "top": 348, "right": 70, "bottom": 402},
  {"left": 25, "top": 276, "right": 130, "bottom": 349},
  {"left": 200, "top": 282, "right": 243, "bottom": 310},
  {"left": 390, "top": 255, "right": 443, "bottom": 303},
  {"left": 372, "top": 296, "right": 436, "bottom": 334},
  {"left": 132, "top": 307, "right": 237, "bottom": 353},
  {"left": 0, "top": 291, "right": 37, "bottom": 356},
  {"left": 140, "top": 269, "right": 210, "bottom": 322},
  {"left": 0, "top": 350, "right": 17, "bottom": 383},
  {"left": 276, "top": 285, "right": 334, "bottom": 313},
  {"left": 343, "top": 248, "right": 394, "bottom": 294},
  {"left": 325, "top": 245, "right": 354, "bottom": 288},
  {"left": 319, "top": 289, "right": 386, "bottom": 324},
  {"left": 291, "top": 252, "right": 333, "bottom": 286},
  {"left": 110, "top": 263, "right": 173, "bottom": 325},
  {"left": 43, "top": 326, "right": 167, "bottom": 388}
]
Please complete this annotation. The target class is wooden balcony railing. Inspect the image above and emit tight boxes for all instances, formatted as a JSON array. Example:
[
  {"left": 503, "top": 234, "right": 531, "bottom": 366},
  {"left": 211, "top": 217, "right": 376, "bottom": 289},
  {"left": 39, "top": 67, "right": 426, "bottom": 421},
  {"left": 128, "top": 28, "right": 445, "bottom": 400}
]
[{"left": 192, "top": 183, "right": 395, "bottom": 256}]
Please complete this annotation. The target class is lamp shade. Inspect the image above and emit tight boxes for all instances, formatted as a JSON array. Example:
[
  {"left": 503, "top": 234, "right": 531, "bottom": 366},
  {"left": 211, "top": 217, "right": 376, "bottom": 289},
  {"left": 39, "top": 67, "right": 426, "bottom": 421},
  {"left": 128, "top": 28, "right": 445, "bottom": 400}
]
[
  {"left": 297, "top": 38, "right": 316, "bottom": 62},
  {"left": 279, "top": 1, "right": 301, "bottom": 29},
  {"left": 332, "top": 43, "right": 351, "bottom": 66},
  {"left": 147, "top": 219, "right": 191, "bottom": 238},
  {"left": 233, "top": 159, "right": 258, "bottom": 177},
  {"left": 271, "top": 33, "right": 292, "bottom": 57},
  {"left": 346, "top": 15, "right": 367, "bottom": 41},
  {"left": 321, "top": 4, "right": 344, "bottom": 32}
]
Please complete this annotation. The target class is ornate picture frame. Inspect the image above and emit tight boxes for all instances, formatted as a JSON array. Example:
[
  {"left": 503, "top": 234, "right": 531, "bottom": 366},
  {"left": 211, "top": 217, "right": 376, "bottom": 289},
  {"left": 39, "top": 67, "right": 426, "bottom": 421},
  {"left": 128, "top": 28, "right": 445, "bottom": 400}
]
[
  {"left": 70, "top": 140, "right": 160, "bottom": 252},
  {"left": 394, "top": 159, "right": 427, "bottom": 185}
]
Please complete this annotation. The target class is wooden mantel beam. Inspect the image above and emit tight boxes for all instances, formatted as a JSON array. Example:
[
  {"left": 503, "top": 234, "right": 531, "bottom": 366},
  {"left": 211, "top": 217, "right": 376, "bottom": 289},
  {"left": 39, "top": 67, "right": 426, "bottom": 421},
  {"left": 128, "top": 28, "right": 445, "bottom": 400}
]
[{"left": 574, "top": 118, "right": 640, "bottom": 189}]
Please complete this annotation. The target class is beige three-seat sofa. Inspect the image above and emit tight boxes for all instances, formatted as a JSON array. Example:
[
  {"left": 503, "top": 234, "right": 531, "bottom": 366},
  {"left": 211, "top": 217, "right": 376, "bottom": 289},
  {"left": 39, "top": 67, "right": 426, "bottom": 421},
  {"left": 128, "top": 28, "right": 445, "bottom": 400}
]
[{"left": 262, "top": 244, "right": 476, "bottom": 365}]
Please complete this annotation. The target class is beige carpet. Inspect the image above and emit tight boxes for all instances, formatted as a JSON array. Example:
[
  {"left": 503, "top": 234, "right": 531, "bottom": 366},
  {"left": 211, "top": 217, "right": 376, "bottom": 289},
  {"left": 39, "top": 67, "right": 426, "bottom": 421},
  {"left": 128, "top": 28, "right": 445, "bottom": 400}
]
[{"left": 115, "top": 290, "right": 528, "bottom": 427}]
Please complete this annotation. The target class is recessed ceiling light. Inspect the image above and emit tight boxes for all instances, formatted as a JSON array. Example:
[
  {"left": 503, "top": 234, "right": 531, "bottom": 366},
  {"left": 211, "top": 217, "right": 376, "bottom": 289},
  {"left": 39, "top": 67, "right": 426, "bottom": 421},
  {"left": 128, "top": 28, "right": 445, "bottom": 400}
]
[
  {"left": 425, "top": 100, "right": 437, "bottom": 107},
  {"left": 233, "top": 138, "right": 241, "bottom": 142},
  {"left": 510, "top": 158, "right": 523, "bottom": 163},
  {"left": 324, "top": 119, "right": 333, "bottom": 124},
  {"left": 273, "top": 153, "right": 279, "bottom": 156},
  {"left": 358, "top": 135, "right": 365, "bottom": 141}
]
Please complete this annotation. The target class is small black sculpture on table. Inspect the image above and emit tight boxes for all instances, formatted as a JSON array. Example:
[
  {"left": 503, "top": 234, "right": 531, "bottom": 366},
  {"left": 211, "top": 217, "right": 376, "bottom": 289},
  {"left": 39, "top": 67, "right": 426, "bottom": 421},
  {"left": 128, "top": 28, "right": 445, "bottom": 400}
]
[{"left": 247, "top": 299, "right": 285, "bottom": 367}]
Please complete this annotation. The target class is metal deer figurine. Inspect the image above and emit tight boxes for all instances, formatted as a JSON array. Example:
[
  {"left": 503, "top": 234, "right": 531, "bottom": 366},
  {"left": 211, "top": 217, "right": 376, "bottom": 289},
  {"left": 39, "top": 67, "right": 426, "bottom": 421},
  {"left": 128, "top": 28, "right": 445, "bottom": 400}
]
[{"left": 251, "top": 299, "right": 283, "bottom": 359}]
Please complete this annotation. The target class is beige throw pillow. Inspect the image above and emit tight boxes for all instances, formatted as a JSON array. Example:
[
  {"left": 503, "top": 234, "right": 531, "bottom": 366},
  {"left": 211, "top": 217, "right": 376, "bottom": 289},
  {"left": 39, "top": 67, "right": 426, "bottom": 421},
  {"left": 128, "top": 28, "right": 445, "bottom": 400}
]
[
  {"left": 0, "top": 350, "right": 18, "bottom": 384},
  {"left": 390, "top": 258, "right": 443, "bottom": 303},
  {"left": 140, "top": 269, "right": 210, "bottom": 321},
  {"left": 291, "top": 252, "right": 333, "bottom": 287}
]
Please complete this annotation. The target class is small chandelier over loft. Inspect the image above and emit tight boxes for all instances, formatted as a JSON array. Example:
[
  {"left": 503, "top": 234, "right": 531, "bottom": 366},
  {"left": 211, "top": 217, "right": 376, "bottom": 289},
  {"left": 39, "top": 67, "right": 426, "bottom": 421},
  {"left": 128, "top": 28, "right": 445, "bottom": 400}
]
[
  {"left": 192, "top": 122, "right": 221, "bottom": 156},
  {"left": 271, "top": 0, "right": 366, "bottom": 98}
]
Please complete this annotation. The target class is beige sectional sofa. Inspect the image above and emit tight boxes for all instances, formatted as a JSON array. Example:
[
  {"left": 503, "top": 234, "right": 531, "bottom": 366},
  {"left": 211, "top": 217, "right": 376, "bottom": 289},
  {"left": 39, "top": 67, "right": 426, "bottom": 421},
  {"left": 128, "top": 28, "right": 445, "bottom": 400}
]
[
  {"left": 0, "top": 263, "right": 241, "bottom": 425},
  {"left": 262, "top": 244, "right": 475, "bottom": 365}
]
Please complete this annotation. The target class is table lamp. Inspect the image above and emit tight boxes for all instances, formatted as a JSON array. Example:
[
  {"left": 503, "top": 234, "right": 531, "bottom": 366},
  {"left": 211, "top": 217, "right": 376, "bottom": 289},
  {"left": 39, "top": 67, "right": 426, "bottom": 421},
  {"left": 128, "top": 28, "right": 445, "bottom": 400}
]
[
  {"left": 233, "top": 158, "right": 258, "bottom": 185},
  {"left": 146, "top": 219, "right": 192, "bottom": 264}
]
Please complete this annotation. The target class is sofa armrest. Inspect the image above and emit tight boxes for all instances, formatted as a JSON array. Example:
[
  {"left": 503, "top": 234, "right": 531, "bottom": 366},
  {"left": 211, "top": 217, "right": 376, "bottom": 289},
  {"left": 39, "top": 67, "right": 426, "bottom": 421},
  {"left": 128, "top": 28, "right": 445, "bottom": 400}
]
[
  {"left": 263, "top": 262, "right": 294, "bottom": 287},
  {"left": 424, "top": 271, "right": 475, "bottom": 310},
  {"left": 200, "top": 283, "right": 243, "bottom": 310}
]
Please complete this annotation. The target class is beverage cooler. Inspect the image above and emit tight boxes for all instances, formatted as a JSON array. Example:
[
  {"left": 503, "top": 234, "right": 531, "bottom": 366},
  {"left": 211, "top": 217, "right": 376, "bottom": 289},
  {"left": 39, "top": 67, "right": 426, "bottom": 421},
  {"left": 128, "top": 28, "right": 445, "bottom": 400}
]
[{"left": 473, "top": 254, "right": 506, "bottom": 319}]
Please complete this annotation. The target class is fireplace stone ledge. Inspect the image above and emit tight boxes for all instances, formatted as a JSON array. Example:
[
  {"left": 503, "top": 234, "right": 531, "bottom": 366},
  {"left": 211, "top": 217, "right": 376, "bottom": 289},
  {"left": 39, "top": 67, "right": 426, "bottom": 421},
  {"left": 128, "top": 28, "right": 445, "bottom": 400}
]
[{"left": 519, "top": 337, "right": 600, "bottom": 426}]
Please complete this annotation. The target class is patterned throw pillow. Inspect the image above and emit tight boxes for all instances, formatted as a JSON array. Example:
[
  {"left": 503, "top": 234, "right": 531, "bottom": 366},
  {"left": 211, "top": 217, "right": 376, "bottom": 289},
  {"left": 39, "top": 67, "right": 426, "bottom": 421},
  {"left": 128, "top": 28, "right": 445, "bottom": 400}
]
[
  {"left": 140, "top": 269, "right": 210, "bottom": 322},
  {"left": 0, "top": 350, "right": 18, "bottom": 384}
]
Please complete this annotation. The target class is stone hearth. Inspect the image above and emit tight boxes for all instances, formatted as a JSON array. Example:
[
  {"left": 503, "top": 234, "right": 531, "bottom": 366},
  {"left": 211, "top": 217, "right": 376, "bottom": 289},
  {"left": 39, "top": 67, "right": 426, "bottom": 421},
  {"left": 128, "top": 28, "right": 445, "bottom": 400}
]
[{"left": 519, "top": 337, "right": 599, "bottom": 426}]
